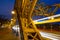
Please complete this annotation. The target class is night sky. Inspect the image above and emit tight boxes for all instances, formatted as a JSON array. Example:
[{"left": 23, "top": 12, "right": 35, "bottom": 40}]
[
  {"left": 0, "top": 0, "right": 15, "bottom": 19},
  {"left": 0, "top": 0, "right": 60, "bottom": 19}
]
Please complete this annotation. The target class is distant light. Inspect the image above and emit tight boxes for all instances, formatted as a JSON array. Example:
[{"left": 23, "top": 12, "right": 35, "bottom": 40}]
[
  {"left": 12, "top": 25, "right": 20, "bottom": 31},
  {"left": 11, "top": 19, "right": 14, "bottom": 20},
  {"left": 11, "top": 11, "right": 15, "bottom": 14}
]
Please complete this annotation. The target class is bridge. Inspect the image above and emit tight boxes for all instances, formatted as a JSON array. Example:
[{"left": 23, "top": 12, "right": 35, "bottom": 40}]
[{"left": 9, "top": 0, "right": 60, "bottom": 40}]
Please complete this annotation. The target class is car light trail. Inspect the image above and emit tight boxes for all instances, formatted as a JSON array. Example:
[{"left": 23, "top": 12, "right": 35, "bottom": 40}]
[
  {"left": 34, "top": 14, "right": 60, "bottom": 22},
  {"left": 33, "top": 14, "right": 60, "bottom": 24},
  {"left": 40, "top": 32, "right": 60, "bottom": 40}
]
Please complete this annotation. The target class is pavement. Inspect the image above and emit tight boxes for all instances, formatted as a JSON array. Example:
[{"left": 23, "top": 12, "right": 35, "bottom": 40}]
[{"left": 0, "top": 28, "right": 19, "bottom": 40}]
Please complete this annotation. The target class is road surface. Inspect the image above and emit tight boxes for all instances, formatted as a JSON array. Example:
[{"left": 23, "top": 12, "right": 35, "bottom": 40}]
[{"left": 40, "top": 31, "right": 60, "bottom": 40}]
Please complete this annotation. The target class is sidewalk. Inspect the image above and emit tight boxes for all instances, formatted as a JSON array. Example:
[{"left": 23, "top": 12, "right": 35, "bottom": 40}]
[{"left": 0, "top": 28, "right": 19, "bottom": 40}]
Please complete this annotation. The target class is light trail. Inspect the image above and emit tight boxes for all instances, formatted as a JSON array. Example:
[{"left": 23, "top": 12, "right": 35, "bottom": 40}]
[
  {"left": 33, "top": 14, "right": 60, "bottom": 24},
  {"left": 34, "top": 18, "right": 60, "bottom": 24},
  {"left": 34, "top": 14, "right": 60, "bottom": 22},
  {"left": 40, "top": 31, "right": 60, "bottom": 40}
]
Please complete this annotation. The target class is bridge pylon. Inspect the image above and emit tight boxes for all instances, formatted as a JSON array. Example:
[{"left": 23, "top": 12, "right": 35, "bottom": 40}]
[{"left": 14, "top": 0, "right": 43, "bottom": 40}]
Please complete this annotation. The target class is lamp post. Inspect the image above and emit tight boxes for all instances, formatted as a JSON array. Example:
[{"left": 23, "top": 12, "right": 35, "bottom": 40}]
[{"left": 10, "top": 10, "right": 16, "bottom": 27}]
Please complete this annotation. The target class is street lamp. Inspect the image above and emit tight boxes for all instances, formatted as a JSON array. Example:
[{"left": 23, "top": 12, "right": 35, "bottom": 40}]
[
  {"left": 11, "top": 19, "right": 14, "bottom": 21},
  {"left": 11, "top": 11, "right": 15, "bottom": 14}
]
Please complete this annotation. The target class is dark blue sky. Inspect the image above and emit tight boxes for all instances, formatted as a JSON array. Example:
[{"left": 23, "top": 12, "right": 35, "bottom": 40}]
[
  {"left": 0, "top": 0, "right": 60, "bottom": 19},
  {"left": 0, "top": 0, "right": 15, "bottom": 19},
  {"left": 39, "top": 0, "right": 60, "bottom": 5}
]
